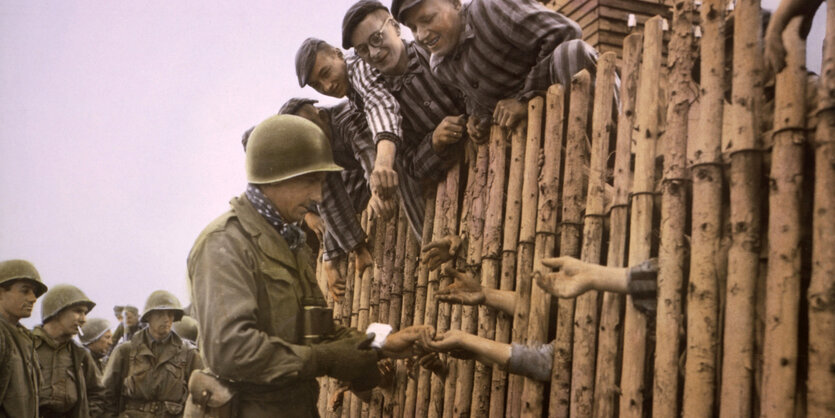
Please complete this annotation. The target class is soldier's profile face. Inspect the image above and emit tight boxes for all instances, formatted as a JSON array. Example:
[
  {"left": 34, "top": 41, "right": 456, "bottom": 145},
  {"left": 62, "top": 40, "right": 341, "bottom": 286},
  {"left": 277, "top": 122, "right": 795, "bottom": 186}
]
[
  {"left": 88, "top": 329, "right": 112, "bottom": 356},
  {"left": 262, "top": 171, "right": 327, "bottom": 223},
  {"left": 351, "top": 12, "right": 408, "bottom": 75},
  {"left": 309, "top": 48, "right": 349, "bottom": 98},
  {"left": 403, "top": 0, "right": 463, "bottom": 57},
  {"left": 0, "top": 281, "right": 38, "bottom": 321},
  {"left": 52, "top": 304, "right": 88, "bottom": 338}
]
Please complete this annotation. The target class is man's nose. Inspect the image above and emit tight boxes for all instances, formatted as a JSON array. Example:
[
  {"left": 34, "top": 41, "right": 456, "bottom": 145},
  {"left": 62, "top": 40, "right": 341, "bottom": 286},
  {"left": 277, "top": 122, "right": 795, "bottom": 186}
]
[{"left": 369, "top": 44, "right": 384, "bottom": 59}]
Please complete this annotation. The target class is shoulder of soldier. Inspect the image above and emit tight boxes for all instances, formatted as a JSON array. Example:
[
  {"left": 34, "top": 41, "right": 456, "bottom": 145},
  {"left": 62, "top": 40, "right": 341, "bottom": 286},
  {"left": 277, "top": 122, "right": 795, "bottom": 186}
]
[{"left": 188, "top": 208, "right": 246, "bottom": 261}]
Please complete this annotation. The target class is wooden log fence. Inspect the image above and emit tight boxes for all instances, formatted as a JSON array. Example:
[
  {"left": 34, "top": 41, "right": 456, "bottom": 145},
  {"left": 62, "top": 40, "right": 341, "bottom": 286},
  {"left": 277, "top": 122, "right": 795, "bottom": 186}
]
[{"left": 316, "top": 5, "right": 831, "bottom": 416}]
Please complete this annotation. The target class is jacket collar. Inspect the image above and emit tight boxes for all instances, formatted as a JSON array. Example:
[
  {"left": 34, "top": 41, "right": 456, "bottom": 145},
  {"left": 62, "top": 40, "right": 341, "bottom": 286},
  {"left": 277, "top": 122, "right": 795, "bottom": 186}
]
[
  {"left": 135, "top": 327, "right": 183, "bottom": 367},
  {"left": 32, "top": 325, "right": 71, "bottom": 350},
  {"left": 230, "top": 193, "right": 299, "bottom": 271}
]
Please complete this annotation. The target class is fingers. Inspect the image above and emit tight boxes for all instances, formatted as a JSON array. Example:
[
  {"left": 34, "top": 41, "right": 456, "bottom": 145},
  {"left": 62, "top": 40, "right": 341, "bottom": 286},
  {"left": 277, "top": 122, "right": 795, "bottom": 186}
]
[{"left": 541, "top": 255, "right": 571, "bottom": 270}]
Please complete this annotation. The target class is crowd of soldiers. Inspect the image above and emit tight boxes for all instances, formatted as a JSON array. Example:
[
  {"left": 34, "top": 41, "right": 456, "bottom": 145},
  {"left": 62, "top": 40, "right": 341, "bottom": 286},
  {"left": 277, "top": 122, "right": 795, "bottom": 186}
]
[{"left": 2, "top": 0, "right": 814, "bottom": 416}]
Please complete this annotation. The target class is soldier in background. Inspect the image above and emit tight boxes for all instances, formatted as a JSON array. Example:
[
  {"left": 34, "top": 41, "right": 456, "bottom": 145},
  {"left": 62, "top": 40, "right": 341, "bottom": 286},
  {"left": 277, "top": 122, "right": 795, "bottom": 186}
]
[
  {"left": 32, "top": 284, "right": 105, "bottom": 417},
  {"left": 111, "top": 305, "right": 140, "bottom": 346},
  {"left": 172, "top": 315, "right": 198, "bottom": 346},
  {"left": 102, "top": 290, "right": 202, "bottom": 418},
  {"left": 80, "top": 318, "right": 112, "bottom": 372},
  {"left": 0, "top": 259, "right": 48, "bottom": 418}
]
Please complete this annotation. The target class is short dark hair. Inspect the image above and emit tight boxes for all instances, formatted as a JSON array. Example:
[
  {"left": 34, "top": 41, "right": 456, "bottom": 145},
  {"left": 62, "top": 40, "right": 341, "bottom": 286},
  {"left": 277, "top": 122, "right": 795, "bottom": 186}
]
[{"left": 278, "top": 98, "right": 319, "bottom": 116}]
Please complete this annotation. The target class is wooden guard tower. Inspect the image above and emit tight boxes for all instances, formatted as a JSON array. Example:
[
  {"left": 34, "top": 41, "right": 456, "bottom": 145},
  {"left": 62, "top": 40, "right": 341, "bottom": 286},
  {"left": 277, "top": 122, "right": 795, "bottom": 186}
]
[{"left": 542, "top": 0, "right": 674, "bottom": 58}]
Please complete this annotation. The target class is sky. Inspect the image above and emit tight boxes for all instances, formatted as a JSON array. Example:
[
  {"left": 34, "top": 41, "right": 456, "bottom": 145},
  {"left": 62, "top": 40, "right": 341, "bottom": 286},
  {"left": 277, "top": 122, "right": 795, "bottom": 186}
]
[{"left": 0, "top": 0, "right": 826, "bottom": 328}]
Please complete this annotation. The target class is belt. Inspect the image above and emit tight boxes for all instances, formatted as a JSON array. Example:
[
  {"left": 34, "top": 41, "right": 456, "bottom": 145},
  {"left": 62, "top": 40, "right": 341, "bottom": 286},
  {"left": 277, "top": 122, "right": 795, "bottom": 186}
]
[{"left": 124, "top": 399, "right": 184, "bottom": 415}]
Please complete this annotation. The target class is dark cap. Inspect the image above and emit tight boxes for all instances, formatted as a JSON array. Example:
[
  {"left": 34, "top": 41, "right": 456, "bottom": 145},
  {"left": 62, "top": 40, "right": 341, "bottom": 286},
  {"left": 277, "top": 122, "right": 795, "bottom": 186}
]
[
  {"left": 296, "top": 37, "right": 327, "bottom": 87},
  {"left": 390, "top": 0, "right": 423, "bottom": 23},
  {"left": 342, "top": 0, "right": 389, "bottom": 49},
  {"left": 278, "top": 97, "right": 319, "bottom": 116}
]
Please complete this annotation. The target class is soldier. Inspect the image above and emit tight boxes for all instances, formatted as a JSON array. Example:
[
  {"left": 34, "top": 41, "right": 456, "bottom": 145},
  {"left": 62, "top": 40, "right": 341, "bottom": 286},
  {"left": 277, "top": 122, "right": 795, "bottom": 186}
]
[
  {"left": 32, "top": 284, "right": 105, "bottom": 417},
  {"left": 79, "top": 318, "right": 112, "bottom": 372},
  {"left": 171, "top": 315, "right": 198, "bottom": 345},
  {"left": 111, "top": 305, "right": 140, "bottom": 346},
  {"left": 187, "top": 115, "right": 383, "bottom": 417},
  {"left": 102, "top": 290, "right": 202, "bottom": 418},
  {"left": 0, "top": 259, "right": 48, "bottom": 418}
]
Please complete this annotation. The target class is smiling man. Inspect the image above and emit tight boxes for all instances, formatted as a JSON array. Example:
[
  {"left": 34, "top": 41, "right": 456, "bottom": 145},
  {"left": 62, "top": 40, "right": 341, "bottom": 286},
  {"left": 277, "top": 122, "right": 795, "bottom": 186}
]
[
  {"left": 188, "top": 115, "right": 382, "bottom": 417},
  {"left": 0, "top": 259, "right": 48, "bottom": 418},
  {"left": 33, "top": 284, "right": 105, "bottom": 418},
  {"left": 393, "top": 0, "right": 602, "bottom": 136}
]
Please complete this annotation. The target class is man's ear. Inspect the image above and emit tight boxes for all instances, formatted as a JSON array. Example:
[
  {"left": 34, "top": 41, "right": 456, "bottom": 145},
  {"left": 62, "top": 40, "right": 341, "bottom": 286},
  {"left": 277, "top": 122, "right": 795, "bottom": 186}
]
[
  {"left": 318, "top": 107, "right": 330, "bottom": 123},
  {"left": 334, "top": 47, "right": 344, "bottom": 59}
]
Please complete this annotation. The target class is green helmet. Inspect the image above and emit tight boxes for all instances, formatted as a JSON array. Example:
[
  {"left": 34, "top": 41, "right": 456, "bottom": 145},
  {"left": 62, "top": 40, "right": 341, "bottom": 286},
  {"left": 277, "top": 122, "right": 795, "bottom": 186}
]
[
  {"left": 41, "top": 284, "right": 95, "bottom": 323},
  {"left": 172, "top": 315, "right": 199, "bottom": 342},
  {"left": 80, "top": 318, "right": 111, "bottom": 345},
  {"left": 0, "top": 259, "right": 48, "bottom": 297},
  {"left": 245, "top": 114, "right": 342, "bottom": 184},
  {"left": 141, "top": 290, "right": 184, "bottom": 323}
]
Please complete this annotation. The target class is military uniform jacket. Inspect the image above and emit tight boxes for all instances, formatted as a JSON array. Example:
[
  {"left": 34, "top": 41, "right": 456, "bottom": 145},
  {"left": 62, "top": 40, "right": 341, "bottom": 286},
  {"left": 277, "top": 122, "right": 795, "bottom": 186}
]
[
  {"left": 187, "top": 194, "right": 364, "bottom": 416},
  {"left": 0, "top": 314, "right": 40, "bottom": 418},
  {"left": 31, "top": 326, "right": 106, "bottom": 418},
  {"left": 101, "top": 328, "right": 201, "bottom": 418}
]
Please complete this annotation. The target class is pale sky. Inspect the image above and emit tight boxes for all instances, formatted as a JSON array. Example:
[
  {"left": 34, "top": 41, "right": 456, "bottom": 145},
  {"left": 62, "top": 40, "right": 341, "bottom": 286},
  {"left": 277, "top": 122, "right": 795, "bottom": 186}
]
[{"left": 1, "top": 0, "right": 825, "bottom": 328}]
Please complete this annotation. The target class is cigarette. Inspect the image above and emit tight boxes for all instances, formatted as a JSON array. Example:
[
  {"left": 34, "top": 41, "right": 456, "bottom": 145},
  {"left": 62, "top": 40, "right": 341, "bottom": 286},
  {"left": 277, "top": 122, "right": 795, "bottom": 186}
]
[{"left": 77, "top": 326, "right": 84, "bottom": 337}]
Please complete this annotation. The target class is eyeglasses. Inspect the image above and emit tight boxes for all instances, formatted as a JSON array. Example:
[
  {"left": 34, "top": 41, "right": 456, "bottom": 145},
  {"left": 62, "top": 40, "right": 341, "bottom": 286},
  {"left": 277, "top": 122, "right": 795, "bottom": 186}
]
[{"left": 354, "top": 18, "right": 393, "bottom": 57}]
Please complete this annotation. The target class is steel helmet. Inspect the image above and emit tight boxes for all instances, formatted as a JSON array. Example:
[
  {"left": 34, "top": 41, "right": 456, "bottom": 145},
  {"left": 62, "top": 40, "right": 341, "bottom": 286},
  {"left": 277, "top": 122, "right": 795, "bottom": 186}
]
[
  {"left": 80, "top": 318, "right": 111, "bottom": 345},
  {"left": 172, "top": 315, "right": 199, "bottom": 342},
  {"left": 141, "top": 290, "right": 184, "bottom": 323},
  {"left": 245, "top": 114, "right": 342, "bottom": 184},
  {"left": 0, "top": 259, "right": 48, "bottom": 297},
  {"left": 41, "top": 284, "right": 95, "bottom": 323}
]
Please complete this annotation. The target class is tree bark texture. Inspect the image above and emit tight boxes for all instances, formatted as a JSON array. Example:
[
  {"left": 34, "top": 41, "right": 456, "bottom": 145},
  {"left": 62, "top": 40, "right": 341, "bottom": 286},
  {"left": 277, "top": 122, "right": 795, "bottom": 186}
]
[
  {"left": 719, "top": 1, "right": 765, "bottom": 417},
  {"left": 471, "top": 126, "right": 508, "bottom": 416},
  {"left": 593, "top": 31, "right": 641, "bottom": 418},
  {"left": 761, "top": 17, "right": 806, "bottom": 418},
  {"left": 571, "top": 53, "right": 618, "bottom": 418},
  {"left": 807, "top": 2, "right": 835, "bottom": 416},
  {"left": 491, "top": 125, "right": 526, "bottom": 418},
  {"left": 620, "top": 15, "right": 664, "bottom": 418}
]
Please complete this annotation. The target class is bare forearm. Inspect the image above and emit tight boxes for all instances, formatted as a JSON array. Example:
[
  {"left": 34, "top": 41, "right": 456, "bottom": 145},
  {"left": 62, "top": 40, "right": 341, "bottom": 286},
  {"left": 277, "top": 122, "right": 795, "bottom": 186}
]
[
  {"left": 457, "top": 333, "right": 513, "bottom": 368},
  {"left": 375, "top": 140, "right": 396, "bottom": 168},
  {"left": 483, "top": 288, "right": 516, "bottom": 316}
]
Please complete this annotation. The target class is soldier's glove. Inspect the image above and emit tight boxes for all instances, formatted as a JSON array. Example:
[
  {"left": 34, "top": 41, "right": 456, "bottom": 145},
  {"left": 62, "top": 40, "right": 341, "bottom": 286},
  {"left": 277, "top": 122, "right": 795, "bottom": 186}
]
[{"left": 307, "top": 333, "right": 381, "bottom": 387}]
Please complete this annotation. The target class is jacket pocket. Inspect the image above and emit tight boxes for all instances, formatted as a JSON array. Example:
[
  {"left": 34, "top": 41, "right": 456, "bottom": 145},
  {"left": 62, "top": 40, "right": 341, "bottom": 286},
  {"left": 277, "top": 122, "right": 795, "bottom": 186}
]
[{"left": 260, "top": 262, "right": 302, "bottom": 342}]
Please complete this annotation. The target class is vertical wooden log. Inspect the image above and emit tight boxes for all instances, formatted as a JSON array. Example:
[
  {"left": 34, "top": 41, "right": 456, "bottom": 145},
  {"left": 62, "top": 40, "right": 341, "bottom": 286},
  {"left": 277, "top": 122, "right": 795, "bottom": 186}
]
[
  {"left": 593, "top": 31, "right": 641, "bottom": 418},
  {"left": 386, "top": 208, "right": 408, "bottom": 418},
  {"left": 491, "top": 125, "right": 524, "bottom": 418},
  {"left": 451, "top": 142, "right": 489, "bottom": 418},
  {"left": 761, "top": 17, "right": 806, "bottom": 418},
  {"left": 429, "top": 164, "right": 462, "bottom": 418},
  {"left": 367, "top": 217, "right": 389, "bottom": 418},
  {"left": 471, "top": 125, "right": 508, "bottom": 416},
  {"left": 492, "top": 125, "right": 526, "bottom": 418},
  {"left": 571, "top": 54, "right": 618, "bottom": 418},
  {"left": 507, "top": 100, "right": 543, "bottom": 417},
  {"left": 416, "top": 184, "right": 445, "bottom": 418},
  {"left": 808, "top": 2, "right": 835, "bottom": 416},
  {"left": 351, "top": 216, "right": 375, "bottom": 418},
  {"left": 407, "top": 192, "right": 436, "bottom": 418},
  {"left": 683, "top": 2, "right": 725, "bottom": 417},
  {"left": 548, "top": 71, "right": 593, "bottom": 417},
  {"left": 619, "top": 16, "right": 664, "bottom": 418},
  {"left": 653, "top": 2, "right": 696, "bottom": 417},
  {"left": 718, "top": 1, "right": 765, "bottom": 417},
  {"left": 519, "top": 96, "right": 554, "bottom": 417}
]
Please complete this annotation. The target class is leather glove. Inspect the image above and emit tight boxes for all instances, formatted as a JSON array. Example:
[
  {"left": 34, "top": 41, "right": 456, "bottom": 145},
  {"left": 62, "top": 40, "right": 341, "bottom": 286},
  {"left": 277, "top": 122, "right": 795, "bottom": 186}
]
[{"left": 306, "top": 333, "right": 381, "bottom": 385}]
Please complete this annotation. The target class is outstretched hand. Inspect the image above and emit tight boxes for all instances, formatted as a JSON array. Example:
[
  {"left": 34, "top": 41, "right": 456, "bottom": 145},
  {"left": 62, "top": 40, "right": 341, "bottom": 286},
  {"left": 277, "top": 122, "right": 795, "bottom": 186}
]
[
  {"left": 435, "top": 266, "right": 485, "bottom": 305},
  {"left": 421, "top": 235, "right": 462, "bottom": 271},
  {"left": 382, "top": 325, "right": 436, "bottom": 358},
  {"left": 535, "top": 256, "right": 600, "bottom": 298}
]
